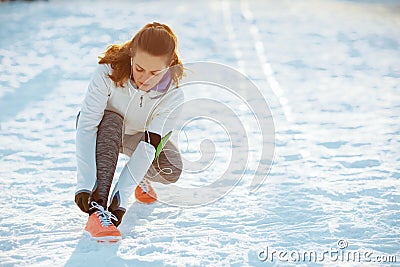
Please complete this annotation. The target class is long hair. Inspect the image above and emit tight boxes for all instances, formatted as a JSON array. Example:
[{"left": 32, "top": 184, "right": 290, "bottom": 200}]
[{"left": 98, "top": 22, "right": 184, "bottom": 88}]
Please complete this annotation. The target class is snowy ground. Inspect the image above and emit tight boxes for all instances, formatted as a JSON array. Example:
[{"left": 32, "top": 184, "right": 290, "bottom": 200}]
[{"left": 1, "top": 0, "right": 399, "bottom": 266}]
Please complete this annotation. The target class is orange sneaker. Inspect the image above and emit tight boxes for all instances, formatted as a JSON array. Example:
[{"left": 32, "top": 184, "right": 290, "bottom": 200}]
[
  {"left": 135, "top": 178, "right": 157, "bottom": 204},
  {"left": 85, "top": 202, "right": 122, "bottom": 242}
]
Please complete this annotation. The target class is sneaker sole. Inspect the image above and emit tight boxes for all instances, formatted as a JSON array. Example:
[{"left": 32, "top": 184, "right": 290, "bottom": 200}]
[
  {"left": 84, "top": 230, "right": 122, "bottom": 243},
  {"left": 136, "top": 199, "right": 157, "bottom": 204}
]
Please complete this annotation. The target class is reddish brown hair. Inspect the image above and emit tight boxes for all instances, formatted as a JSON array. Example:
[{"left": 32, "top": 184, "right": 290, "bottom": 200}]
[{"left": 98, "top": 22, "right": 184, "bottom": 88}]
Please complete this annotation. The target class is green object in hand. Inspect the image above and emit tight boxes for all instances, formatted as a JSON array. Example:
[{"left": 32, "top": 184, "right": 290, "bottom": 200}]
[{"left": 155, "top": 131, "right": 172, "bottom": 159}]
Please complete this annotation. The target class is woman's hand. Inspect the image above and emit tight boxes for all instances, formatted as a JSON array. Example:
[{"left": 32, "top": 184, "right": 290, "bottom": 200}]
[{"left": 75, "top": 191, "right": 90, "bottom": 213}]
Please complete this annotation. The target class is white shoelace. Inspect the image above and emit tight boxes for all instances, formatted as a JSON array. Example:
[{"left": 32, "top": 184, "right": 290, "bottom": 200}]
[
  {"left": 138, "top": 178, "right": 149, "bottom": 193},
  {"left": 89, "top": 202, "right": 118, "bottom": 226}
]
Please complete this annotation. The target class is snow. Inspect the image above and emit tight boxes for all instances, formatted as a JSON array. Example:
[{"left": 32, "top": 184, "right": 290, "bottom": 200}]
[{"left": 1, "top": 0, "right": 399, "bottom": 266}]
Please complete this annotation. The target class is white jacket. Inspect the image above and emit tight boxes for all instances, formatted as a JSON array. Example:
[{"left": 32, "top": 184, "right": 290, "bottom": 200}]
[{"left": 75, "top": 63, "right": 184, "bottom": 194}]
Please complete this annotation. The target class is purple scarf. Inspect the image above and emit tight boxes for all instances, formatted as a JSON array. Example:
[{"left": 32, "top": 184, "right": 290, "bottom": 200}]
[{"left": 150, "top": 70, "right": 172, "bottom": 92}]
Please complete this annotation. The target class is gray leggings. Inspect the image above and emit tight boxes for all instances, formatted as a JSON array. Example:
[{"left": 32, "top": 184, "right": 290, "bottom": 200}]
[{"left": 79, "top": 110, "right": 182, "bottom": 208}]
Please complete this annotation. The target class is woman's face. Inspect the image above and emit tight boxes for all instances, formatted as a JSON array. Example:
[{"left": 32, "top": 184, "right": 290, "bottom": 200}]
[{"left": 131, "top": 50, "right": 169, "bottom": 91}]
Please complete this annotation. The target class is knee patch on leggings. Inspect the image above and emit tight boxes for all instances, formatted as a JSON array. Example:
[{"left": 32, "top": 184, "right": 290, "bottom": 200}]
[{"left": 145, "top": 141, "right": 182, "bottom": 184}]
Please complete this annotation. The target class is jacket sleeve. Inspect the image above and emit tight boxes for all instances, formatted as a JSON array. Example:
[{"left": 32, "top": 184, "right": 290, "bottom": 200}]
[
  {"left": 75, "top": 64, "right": 111, "bottom": 195},
  {"left": 147, "top": 88, "right": 184, "bottom": 137}
]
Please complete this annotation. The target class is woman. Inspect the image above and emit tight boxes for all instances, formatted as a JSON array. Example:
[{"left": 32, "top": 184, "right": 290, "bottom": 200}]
[{"left": 75, "top": 22, "right": 184, "bottom": 241}]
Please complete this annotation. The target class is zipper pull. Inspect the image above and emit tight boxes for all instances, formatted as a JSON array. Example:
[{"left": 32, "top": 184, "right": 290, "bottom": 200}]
[{"left": 140, "top": 95, "right": 143, "bottom": 107}]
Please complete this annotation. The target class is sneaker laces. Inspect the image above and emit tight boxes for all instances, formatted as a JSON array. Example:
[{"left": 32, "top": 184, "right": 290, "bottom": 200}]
[
  {"left": 138, "top": 178, "right": 149, "bottom": 193},
  {"left": 89, "top": 201, "right": 118, "bottom": 226}
]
